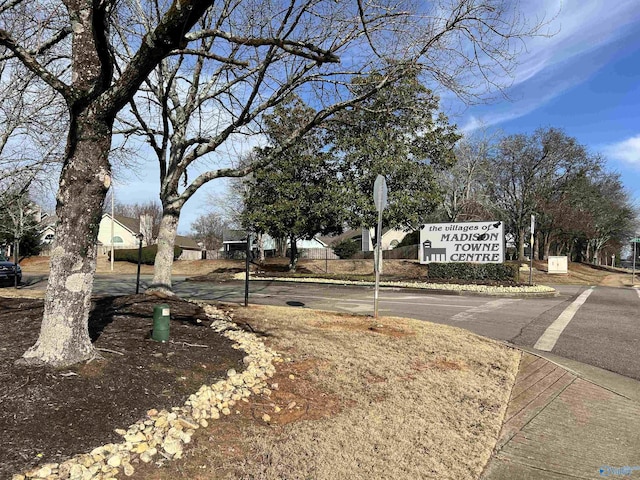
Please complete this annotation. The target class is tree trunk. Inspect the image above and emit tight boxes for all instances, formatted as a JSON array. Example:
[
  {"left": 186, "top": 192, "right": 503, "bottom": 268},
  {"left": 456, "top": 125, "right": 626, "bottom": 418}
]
[
  {"left": 21, "top": 117, "right": 112, "bottom": 367},
  {"left": 518, "top": 228, "right": 526, "bottom": 261},
  {"left": 289, "top": 235, "right": 298, "bottom": 271},
  {"left": 543, "top": 232, "right": 551, "bottom": 260},
  {"left": 257, "top": 232, "right": 265, "bottom": 263},
  {"left": 534, "top": 232, "right": 540, "bottom": 260},
  {"left": 150, "top": 206, "right": 181, "bottom": 294}
]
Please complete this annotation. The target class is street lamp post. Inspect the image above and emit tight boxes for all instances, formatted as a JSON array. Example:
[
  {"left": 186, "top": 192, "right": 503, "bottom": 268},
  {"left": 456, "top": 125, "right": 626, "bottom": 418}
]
[
  {"left": 13, "top": 237, "right": 18, "bottom": 288},
  {"left": 244, "top": 233, "right": 251, "bottom": 307},
  {"left": 633, "top": 238, "right": 637, "bottom": 285},
  {"left": 110, "top": 182, "right": 115, "bottom": 272},
  {"left": 135, "top": 233, "right": 144, "bottom": 294}
]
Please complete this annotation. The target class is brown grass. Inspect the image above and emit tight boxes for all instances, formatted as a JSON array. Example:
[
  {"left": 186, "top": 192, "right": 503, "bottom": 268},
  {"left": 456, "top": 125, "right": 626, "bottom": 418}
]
[
  {"left": 19, "top": 257, "right": 242, "bottom": 276},
  {"left": 133, "top": 305, "right": 520, "bottom": 480},
  {"left": 528, "top": 260, "right": 633, "bottom": 287}
]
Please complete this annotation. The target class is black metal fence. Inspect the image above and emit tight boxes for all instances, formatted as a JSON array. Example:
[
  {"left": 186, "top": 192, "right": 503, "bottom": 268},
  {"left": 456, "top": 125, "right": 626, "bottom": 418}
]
[
  {"left": 353, "top": 244, "right": 418, "bottom": 260},
  {"left": 204, "top": 245, "right": 418, "bottom": 261}
]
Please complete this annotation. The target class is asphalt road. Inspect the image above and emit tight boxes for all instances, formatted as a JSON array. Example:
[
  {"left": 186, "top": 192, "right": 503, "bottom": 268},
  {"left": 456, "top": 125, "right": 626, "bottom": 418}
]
[{"left": 18, "top": 273, "right": 640, "bottom": 381}]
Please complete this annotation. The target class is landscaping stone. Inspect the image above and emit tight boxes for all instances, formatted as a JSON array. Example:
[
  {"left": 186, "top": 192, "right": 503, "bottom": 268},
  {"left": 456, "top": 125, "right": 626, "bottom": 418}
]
[{"left": 12, "top": 302, "right": 280, "bottom": 479}]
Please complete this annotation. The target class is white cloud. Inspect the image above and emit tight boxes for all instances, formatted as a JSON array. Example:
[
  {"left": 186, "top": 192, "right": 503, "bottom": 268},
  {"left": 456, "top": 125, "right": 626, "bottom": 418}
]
[
  {"left": 455, "top": 1, "right": 640, "bottom": 132},
  {"left": 510, "top": 0, "right": 640, "bottom": 88},
  {"left": 603, "top": 135, "right": 640, "bottom": 165}
]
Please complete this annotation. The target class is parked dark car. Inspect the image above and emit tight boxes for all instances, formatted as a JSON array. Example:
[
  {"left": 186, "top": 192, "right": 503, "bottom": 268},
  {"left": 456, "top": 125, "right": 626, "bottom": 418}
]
[{"left": 0, "top": 261, "right": 21, "bottom": 285}]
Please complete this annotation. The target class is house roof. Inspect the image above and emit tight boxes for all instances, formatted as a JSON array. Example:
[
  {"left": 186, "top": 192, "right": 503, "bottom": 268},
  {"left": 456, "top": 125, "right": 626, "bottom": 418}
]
[
  {"left": 100, "top": 213, "right": 141, "bottom": 234},
  {"left": 114, "top": 215, "right": 140, "bottom": 234},
  {"left": 318, "top": 229, "right": 361, "bottom": 247},
  {"left": 223, "top": 229, "right": 247, "bottom": 243},
  {"left": 175, "top": 235, "right": 201, "bottom": 250},
  {"left": 38, "top": 214, "right": 57, "bottom": 231}
]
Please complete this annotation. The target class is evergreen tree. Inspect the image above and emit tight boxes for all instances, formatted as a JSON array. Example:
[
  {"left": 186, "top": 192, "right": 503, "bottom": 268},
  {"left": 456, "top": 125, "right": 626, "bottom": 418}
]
[
  {"left": 243, "top": 97, "right": 344, "bottom": 270},
  {"left": 329, "top": 68, "right": 460, "bottom": 232}
]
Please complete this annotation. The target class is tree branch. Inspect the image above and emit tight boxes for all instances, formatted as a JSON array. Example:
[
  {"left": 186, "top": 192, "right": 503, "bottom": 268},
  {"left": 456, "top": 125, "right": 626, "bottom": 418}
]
[
  {"left": 169, "top": 48, "right": 248, "bottom": 67},
  {"left": 176, "top": 73, "right": 396, "bottom": 206},
  {"left": 98, "top": 0, "right": 216, "bottom": 117},
  {"left": 185, "top": 29, "right": 340, "bottom": 65},
  {"left": 0, "top": 26, "right": 72, "bottom": 62},
  {"left": 0, "top": 29, "right": 71, "bottom": 99}
]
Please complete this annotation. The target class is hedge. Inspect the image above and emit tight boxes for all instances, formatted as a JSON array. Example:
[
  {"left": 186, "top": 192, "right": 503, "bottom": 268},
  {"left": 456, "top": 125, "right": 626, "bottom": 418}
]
[
  {"left": 333, "top": 239, "right": 360, "bottom": 259},
  {"left": 110, "top": 244, "right": 183, "bottom": 265},
  {"left": 427, "top": 262, "right": 518, "bottom": 283}
]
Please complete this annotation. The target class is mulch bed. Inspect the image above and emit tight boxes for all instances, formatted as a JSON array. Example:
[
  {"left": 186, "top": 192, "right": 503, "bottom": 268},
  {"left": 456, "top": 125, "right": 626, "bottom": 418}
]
[{"left": 0, "top": 294, "right": 245, "bottom": 479}]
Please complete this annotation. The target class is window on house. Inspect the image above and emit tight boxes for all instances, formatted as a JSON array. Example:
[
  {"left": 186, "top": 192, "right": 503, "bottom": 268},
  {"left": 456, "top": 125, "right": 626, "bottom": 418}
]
[
  {"left": 390, "top": 240, "right": 399, "bottom": 248},
  {"left": 112, "top": 236, "right": 124, "bottom": 244},
  {"left": 44, "top": 233, "right": 54, "bottom": 242}
]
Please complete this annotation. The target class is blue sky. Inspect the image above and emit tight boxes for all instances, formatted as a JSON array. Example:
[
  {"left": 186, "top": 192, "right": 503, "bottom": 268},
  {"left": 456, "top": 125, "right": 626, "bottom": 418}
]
[
  {"left": 116, "top": 0, "right": 640, "bottom": 234},
  {"left": 455, "top": 0, "right": 640, "bottom": 203}
]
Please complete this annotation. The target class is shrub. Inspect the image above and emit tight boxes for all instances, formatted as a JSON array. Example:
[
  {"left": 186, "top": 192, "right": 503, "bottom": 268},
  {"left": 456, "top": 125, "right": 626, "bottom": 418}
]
[
  {"left": 110, "top": 244, "right": 183, "bottom": 265},
  {"left": 333, "top": 239, "right": 360, "bottom": 259},
  {"left": 427, "top": 262, "right": 518, "bottom": 283},
  {"left": 395, "top": 230, "right": 420, "bottom": 249}
]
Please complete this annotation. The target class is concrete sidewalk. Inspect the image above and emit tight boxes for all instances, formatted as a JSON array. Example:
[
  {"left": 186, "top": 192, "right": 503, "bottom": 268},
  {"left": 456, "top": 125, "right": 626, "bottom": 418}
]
[{"left": 482, "top": 351, "right": 640, "bottom": 479}]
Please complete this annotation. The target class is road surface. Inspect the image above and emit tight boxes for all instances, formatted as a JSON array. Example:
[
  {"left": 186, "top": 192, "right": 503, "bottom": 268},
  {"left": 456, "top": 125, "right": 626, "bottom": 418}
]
[{"left": 19, "top": 273, "right": 640, "bottom": 381}]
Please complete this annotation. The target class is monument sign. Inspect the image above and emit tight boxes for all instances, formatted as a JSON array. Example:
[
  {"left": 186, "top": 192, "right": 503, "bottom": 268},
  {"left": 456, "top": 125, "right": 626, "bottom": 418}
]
[{"left": 419, "top": 221, "right": 504, "bottom": 264}]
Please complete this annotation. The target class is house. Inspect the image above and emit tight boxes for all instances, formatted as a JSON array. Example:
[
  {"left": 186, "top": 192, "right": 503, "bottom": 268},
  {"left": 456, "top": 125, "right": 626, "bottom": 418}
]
[
  {"left": 97, "top": 214, "right": 203, "bottom": 260},
  {"left": 34, "top": 209, "right": 203, "bottom": 260},
  {"left": 174, "top": 235, "right": 204, "bottom": 260},
  {"left": 97, "top": 214, "right": 149, "bottom": 253},
  {"left": 361, "top": 228, "right": 410, "bottom": 251},
  {"left": 38, "top": 213, "right": 57, "bottom": 246},
  {"left": 222, "top": 230, "right": 249, "bottom": 255},
  {"left": 222, "top": 229, "right": 341, "bottom": 259}
]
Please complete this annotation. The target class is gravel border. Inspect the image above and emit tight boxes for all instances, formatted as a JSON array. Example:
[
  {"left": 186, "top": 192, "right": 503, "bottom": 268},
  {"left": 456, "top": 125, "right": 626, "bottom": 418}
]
[
  {"left": 238, "top": 274, "right": 556, "bottom": 295},
  {"left": 13, "top": 304, "right": 280, "bottom": 480}
]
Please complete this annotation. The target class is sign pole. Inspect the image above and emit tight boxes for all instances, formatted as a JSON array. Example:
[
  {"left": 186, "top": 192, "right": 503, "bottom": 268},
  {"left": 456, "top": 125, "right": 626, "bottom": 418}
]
[
  {"left": 372, "top": 175, "right": 388, "bottom": 319},
  {"left": 374, "top": 208, "right": 383, "bottom": 318},
  {"left": 529, "top": 215, "right": 535, "bottom": 285}
]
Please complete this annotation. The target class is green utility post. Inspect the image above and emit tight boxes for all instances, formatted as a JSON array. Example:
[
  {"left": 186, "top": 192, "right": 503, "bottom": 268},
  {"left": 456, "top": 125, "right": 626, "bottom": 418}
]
[{"left": 152, "top": 304, "right": 170, "bottom": 342}]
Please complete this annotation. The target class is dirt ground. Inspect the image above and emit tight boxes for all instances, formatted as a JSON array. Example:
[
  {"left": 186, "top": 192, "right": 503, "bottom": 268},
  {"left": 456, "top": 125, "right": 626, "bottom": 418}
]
[{"left": 0, "top": 295, "right": 244, "bottom": 479}]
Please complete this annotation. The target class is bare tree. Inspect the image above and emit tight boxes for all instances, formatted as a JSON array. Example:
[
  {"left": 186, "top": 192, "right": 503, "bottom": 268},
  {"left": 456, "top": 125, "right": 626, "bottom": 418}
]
[
  {"left": 0, "top": 61, "right": 66, "bottom": 200},
  {"left": 113, "top": 0, "right": 547, "bottom": 292},
  {"left": 1, "top": 0, "right": 227, "bottom": 367},
  {"left": 487, "top": 128, "right": 597, "bottom": 261},
  {"left": 0, "top": 0, "right": 545, "bottom": 366},
  {"left": 0, "top": 180, "right": 41, "bottom": 270},
  {"left": 190, "top": 212, "right": 227, "bottom": 250},
  {"left": 439, "top": 129, "right": 498, "bottom": 222}
]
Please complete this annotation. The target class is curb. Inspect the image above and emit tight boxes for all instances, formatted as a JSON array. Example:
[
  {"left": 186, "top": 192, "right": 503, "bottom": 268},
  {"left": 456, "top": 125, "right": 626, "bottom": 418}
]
[{"left": 244, "top": 277, "right": 558, "bottom": 298}]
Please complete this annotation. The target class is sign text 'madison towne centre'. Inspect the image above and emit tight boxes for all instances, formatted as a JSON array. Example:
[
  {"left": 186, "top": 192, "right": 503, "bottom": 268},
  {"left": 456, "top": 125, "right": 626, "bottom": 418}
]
[{"left": 419, "top": 221, "right": 504, "bottom": 264}]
